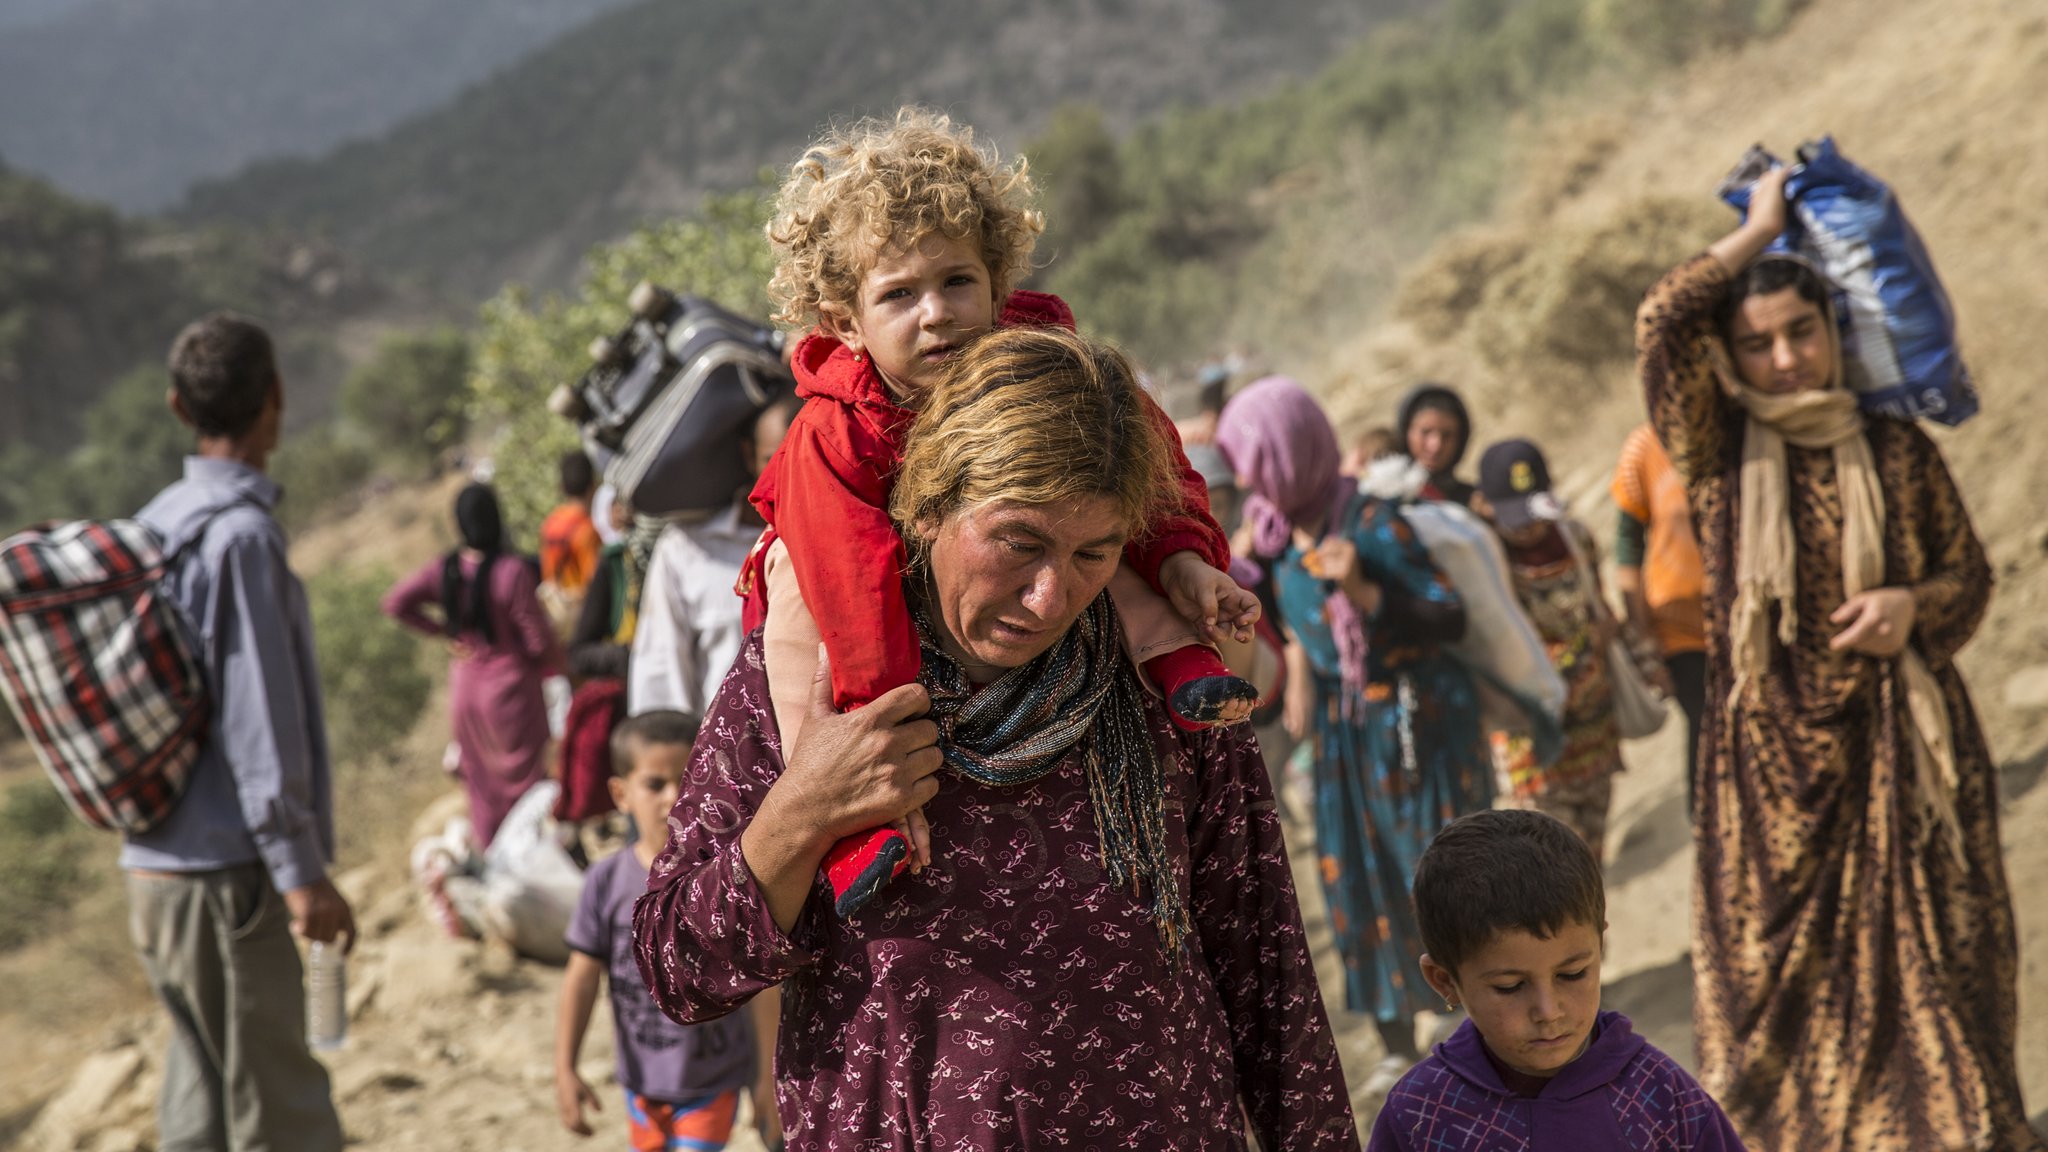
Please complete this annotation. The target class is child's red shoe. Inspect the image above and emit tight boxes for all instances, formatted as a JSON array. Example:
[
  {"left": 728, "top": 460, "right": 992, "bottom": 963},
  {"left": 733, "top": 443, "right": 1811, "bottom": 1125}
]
[
  {"left": 822, "top": 825, "right": 911, "bottom": 917},
  {"left": 1143, "top": 645, "right": 1259, "bottom": 733}
]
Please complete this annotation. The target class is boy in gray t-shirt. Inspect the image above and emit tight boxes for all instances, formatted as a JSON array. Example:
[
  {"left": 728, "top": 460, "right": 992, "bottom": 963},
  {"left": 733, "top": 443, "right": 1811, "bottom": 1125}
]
[{"left": 555, "top": 711, "right": 760, "bottom": 1148}]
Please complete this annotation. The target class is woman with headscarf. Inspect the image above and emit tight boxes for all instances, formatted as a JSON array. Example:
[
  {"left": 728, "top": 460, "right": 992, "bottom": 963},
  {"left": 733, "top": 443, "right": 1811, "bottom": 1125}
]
[
  {"left": 1640, "top": 166, "right": 2038, "bottom": 1151},
  {"left": 1395, "top": 383, "right": 1475, "bottom": 505},
  {"left": 385, "top": 483, "right": 564, "bottom": 847},
  {"left": 1217, "top": 376, "right": 1495, "bottom": 1097},
  {"left": 632, "top": 330, "right": 1355, "bottom": 1150}
]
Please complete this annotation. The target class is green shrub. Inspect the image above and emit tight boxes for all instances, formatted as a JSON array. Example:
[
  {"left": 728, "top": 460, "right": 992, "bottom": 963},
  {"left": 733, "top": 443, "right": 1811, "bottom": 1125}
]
[
  {"left": 271, "top": 425, "right": 377, "bottom": 532},
  {"left": 308, "top": 568, "right": 431, "bottom": 765},
  {"left": 470, "top": 182, "right": 777, "bottom": 540},
  {"left": 338, "top": 327, "right": 472, "bottom": 477},
  {"left": 0, "top": 779, "right": 94, "bottom": 952},
  {"left": 0, "top": 363, "right": 189, "bottom": 528}
]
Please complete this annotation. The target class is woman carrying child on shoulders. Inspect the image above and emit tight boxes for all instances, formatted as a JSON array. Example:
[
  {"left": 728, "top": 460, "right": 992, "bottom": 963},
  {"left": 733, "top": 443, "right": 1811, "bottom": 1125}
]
[{"left": 738, "top": 109, "right": 1263, "bottom": 918}]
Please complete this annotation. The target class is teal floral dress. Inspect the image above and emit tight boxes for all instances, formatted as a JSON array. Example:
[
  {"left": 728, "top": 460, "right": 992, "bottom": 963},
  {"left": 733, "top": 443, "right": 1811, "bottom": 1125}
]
[{"left": 1274, "top": 495, "right": 1494, "bottom": 1021}]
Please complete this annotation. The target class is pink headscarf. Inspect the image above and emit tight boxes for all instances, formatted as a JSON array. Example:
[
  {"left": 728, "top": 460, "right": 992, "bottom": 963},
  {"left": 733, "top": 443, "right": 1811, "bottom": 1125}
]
[
  {"left": 1215, "top": 377, "right": 1370, "bottom": 705},
  {"left": 1214, "top": 377, "right": 1347, "bottom": 560}
]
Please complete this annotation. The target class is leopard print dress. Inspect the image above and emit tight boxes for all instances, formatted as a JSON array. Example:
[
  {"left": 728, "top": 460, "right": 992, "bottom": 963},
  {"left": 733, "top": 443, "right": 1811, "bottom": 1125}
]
[{"left": 1637, "top": 254, "right": 2043, "bottom": 1152}]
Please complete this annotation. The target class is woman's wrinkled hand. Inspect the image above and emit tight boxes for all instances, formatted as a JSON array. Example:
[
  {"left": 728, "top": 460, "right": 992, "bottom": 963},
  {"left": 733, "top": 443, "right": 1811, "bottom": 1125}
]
[{"left": 773, "top": 649, "right": 945, "bottom": 853}]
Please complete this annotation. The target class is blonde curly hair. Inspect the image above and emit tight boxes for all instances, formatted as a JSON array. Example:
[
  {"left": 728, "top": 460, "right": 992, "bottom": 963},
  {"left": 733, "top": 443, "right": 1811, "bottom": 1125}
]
[{"left": 766, "top": 108, "right": 1044, "bottom": 330}]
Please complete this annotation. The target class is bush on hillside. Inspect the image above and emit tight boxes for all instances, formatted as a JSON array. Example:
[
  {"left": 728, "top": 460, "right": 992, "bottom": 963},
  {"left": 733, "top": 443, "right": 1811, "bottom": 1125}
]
[
  {"left": 1025, "top": 104, "right": 1128, "bottom": 277},
  {"left": 470, "top": 184, "right": 776, "bottom": 539},
  {"left": 0, "top": 363, "right": 187, "bottom": 527},
  {"left": 1394, "top": 195, "right": 1724, "bottom": 376},
  {"left": 1395, "top": 227, "right": 1535, "bottom": 342},
  {"left": 72, "top": 363, "right": 191, "bottom": 518},
  {"left": 0, "top": 779, "right": 94, "bottom": 953},
  {"left": 338, "top": 327, "right": 471, "bottom": 477},
  {"left": 308, "top": 568, "right": 431, "bottom": 765},
  {"left": 272, "top": 426, "right": 377, "bottom": 533}
]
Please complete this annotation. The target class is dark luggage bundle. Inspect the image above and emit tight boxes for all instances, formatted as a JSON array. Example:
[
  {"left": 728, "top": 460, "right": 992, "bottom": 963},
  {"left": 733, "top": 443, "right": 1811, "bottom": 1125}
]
[{"left": 549, "top": 283, "right": 795, "bottom": 516}]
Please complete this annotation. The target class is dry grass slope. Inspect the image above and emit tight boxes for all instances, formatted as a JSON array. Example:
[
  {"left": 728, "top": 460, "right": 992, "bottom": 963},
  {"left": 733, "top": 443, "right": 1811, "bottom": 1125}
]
[{"left": 1310, "top": 0, "right": 2048, "bottom": 1118}]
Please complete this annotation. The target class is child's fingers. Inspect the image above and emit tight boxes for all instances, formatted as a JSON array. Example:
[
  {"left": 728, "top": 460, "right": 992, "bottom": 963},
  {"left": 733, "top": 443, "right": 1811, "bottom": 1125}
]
[{"left": 906, "top": 807, "right": 933, "bottom": 871}]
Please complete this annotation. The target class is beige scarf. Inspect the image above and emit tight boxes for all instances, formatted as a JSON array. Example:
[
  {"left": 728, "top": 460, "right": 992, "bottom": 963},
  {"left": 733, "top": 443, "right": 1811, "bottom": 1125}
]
[{"left": 1713, "top": 324, "right": 1962, "bottom": 861}]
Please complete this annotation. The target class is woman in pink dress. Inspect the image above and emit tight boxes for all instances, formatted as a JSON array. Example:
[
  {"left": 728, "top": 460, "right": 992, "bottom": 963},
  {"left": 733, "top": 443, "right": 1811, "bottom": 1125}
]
[{"left": 385, "top": 483, "right": 563, "bottom": 847}]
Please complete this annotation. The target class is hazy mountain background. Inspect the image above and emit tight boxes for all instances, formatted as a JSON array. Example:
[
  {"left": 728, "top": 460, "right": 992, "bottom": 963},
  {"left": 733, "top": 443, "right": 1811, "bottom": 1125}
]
[
  {"left": 0, "top": 0, "right": 1424, "bottom": 526},
  {"left": 175, "top": 0, "right": 1428, "bottom": 294},
  {"left": 0, "top": 0, "right": 642, "bottom": 210}
]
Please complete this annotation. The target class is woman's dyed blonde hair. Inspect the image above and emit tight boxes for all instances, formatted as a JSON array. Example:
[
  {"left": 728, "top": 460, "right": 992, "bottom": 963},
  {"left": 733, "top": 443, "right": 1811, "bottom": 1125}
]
[
  {"left": 765, "top": 107, "right": 1044, "bottom": 330},
  {"left": 892, "top": 327, "right": 1182, "bottom": 553}
]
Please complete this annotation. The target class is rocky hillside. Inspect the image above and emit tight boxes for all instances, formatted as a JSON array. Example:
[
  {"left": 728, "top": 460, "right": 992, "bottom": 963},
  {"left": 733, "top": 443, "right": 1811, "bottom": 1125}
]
[
  {"left": 1310, "top": 0, "right": 2048, "bottom": 1106},
  {"left": 1305, "top": 0, "right": 2048, "bottom": 766}
]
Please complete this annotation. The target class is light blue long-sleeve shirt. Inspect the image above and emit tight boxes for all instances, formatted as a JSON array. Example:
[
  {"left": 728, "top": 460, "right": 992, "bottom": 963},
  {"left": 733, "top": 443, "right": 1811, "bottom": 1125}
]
[{"left": 122, "top": 457, "right": 335, "bottom": 892}]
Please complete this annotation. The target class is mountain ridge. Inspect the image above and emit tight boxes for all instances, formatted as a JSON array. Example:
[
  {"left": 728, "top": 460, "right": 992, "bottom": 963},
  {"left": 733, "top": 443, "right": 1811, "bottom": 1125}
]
[
  {"left": 0, "top": 0, "right": 640, "bottom": 210},
  {"left": 179, "top": 0, "right": 1428, "bottom": 295}
]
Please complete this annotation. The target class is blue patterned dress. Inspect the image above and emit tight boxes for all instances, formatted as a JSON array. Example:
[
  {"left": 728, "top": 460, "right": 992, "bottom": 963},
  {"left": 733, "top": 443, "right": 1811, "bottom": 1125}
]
[{"left": 1273, "top": 495, "right": 1494, "bottom": 1022}]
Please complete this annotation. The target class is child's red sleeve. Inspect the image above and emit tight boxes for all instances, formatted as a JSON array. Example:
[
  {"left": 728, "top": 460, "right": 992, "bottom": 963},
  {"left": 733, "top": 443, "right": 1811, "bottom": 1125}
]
[
  {"left": 1123, "top": 394, "right": 1232, "bottom": 594},
  {"left": 764, "top": 412, "right": 921, "bottom": 713}
]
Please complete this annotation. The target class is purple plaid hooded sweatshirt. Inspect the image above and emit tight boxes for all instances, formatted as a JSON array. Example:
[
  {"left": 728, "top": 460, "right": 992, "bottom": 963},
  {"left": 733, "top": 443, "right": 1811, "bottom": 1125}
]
[{"left": 1366, "top": 1012, "right": 1746, "bottom": 1152}]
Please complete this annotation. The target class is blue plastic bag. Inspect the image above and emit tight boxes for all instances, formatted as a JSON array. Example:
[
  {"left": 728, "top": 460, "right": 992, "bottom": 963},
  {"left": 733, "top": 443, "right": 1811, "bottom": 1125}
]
[{"left": 1719, "top": 138, "right": 1978, "bottom": 426}]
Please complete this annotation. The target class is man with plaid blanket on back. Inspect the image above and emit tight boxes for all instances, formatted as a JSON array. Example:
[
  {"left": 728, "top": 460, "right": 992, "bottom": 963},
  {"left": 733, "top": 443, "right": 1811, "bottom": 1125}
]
[{"left": 127, "top": 312, "right": 350, "bottom": 1151}]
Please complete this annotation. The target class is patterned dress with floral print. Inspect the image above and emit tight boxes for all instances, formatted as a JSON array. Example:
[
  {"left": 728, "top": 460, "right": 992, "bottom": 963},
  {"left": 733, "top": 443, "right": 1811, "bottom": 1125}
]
[
  {"left": 1271, "top": 495, "right": 1494, "bottom": 1024},
  {"left": 1639, "top": 253, "right": 2043, "bottom": 1152},
  {"left": 633, "top": 632, "right": 1360, "bottom": 1152},
  {"left": 1490, "top": 518, "right": 1623, "bottom": 852}
]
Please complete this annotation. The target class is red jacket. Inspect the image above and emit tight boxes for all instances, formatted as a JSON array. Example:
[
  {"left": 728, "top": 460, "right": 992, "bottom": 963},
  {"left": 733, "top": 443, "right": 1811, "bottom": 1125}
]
[{"left": 741, "top": 290, "right": 1228, "bottom": 711}]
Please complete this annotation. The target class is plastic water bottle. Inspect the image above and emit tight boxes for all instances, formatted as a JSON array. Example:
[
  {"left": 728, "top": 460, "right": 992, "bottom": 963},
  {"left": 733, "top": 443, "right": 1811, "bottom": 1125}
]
[{"left": 306, "top": 939, "right": 348, "bottom": 1052}]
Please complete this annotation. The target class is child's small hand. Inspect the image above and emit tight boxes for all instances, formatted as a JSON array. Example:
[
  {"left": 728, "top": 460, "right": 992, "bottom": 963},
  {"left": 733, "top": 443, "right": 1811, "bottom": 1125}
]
[
  {"left": 556, "top": 1067, "right": 601, "bottom": 1136},
  {"left": 1161, "top": 551, "right": 1262, "bottom": 645},
  {"left": 1307, "top": 537, "right": 1356, "bottom": 584},
  {"left": 894, "top": 806, "right": 933, "bottom": 873},
  {"left": 1309, "top": 537, "right": 1383, "bottom": 615}
]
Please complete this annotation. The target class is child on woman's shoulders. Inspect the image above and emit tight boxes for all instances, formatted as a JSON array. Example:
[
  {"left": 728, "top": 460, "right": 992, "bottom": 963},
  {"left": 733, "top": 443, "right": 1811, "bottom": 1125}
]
[{"left": 743, "top": 108, "right": 1263, "bottom": 917}]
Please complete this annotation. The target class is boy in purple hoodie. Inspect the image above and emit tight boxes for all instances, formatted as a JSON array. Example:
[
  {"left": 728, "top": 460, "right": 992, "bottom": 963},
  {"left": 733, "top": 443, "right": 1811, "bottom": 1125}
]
[{"left": 1367, "top": 810, "right": 1745, "bottom": 1151}]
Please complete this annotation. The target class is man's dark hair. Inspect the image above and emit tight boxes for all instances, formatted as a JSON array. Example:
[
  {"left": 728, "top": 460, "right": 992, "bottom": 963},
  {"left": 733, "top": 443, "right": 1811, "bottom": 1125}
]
[
  {"left": 1716, "top": 255, "right": 1831, "bottom": 344},
  {"left": 1413, "top": 809, "right": 1605, "bottom": 976},
  {"left": 559, "top": 450, "right": 596, "bottom": 499},
  {"left": 609, "top": 710, "right": 701, "bottom": 777},
  {"left": 167, "top": 311, "right": 278, "bottom": 439}
]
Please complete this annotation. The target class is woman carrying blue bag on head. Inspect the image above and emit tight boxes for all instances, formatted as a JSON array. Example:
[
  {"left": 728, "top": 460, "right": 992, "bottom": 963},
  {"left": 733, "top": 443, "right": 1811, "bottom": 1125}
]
[{"left": 1644, "top": 159, "right": 2038, "bottom": 1152}]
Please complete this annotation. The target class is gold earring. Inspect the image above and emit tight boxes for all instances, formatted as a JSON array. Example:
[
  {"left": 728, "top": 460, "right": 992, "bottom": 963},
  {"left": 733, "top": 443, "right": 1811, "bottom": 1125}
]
[{"left": 1443, "top": 998, "right": 1458, "bottom": 1013}]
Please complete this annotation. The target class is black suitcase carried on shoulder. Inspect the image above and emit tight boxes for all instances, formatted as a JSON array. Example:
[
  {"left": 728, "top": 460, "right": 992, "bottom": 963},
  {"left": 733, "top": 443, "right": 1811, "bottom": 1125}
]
[{"left": 549, "top": 282, "right": 794, "bottom": 517}]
